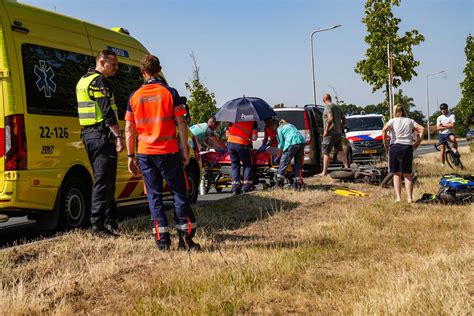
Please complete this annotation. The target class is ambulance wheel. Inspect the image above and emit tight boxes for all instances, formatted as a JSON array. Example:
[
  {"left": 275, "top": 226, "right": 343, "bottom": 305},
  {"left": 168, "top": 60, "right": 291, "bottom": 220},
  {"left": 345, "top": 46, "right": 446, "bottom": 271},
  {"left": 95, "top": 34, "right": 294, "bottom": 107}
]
[
  {"left": 215, "top": 186, "right": 223, "bottom": 193},
  {"left": 186, "top": 166, "right": 199, "bottom": 203},
  {"left": 59, "top": 176, "right": 91, "bottom": 230}
]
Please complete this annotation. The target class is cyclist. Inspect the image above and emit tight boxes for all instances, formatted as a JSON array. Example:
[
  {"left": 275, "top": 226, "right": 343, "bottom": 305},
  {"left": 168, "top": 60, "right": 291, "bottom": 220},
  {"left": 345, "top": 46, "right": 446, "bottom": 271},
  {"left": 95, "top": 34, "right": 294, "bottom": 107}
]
[{"left": 436, "top": 103, "right": 459, "bottom": 167}]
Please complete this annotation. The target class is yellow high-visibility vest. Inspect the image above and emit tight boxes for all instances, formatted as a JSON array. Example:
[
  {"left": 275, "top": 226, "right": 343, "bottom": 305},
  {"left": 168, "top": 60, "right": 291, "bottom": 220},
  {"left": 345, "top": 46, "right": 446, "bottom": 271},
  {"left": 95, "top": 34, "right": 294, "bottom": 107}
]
[{"left": 75, "top": 73, "right": 117, "bottom": 126}]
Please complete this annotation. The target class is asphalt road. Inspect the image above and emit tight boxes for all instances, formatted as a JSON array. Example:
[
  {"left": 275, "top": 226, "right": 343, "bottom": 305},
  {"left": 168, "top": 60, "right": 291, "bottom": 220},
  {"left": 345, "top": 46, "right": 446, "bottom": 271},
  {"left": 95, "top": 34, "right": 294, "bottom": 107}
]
[
  {"left": 414, "top": 140, "right": 468, "bottom": 156},
  {"left": 0, "top": 140, "right": 469, "bottom": 247}
]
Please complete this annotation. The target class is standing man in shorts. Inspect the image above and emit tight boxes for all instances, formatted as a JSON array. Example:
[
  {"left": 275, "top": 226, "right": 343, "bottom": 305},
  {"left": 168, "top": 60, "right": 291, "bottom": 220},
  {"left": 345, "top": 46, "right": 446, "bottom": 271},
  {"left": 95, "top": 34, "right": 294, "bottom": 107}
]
[
  {"left": 436, "top": 103, "right": 459, "bottom": 166},
  {"left": 316, "top": 93, "right": 349, "bottom": 177}
]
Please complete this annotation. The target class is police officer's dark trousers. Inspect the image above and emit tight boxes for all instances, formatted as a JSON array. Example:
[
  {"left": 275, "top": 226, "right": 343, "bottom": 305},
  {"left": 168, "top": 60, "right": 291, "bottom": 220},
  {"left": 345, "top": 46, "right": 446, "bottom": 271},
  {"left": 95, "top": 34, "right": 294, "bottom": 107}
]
[
  {"left": 83, "top": 126, "right": 118, "bottom": 228},
  {"left": 137, "top": 152, "right": 197, "bottom": 247}
]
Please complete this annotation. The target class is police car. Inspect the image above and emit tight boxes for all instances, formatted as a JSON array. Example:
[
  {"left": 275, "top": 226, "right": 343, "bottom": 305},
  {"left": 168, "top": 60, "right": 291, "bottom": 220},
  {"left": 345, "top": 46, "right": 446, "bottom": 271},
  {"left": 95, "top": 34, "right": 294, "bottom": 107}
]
[{"left": 344, "top": 114, "right": 386, "bottom": 163}]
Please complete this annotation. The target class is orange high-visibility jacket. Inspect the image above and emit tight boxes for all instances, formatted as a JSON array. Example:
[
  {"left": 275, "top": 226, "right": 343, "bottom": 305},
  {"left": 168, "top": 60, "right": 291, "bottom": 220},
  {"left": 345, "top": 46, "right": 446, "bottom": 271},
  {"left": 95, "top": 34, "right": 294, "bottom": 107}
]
[
  {"left": 227, "top": 121, "right": 257, "bottom": 146},
  {"left": 125, "top": 78, "right": 186, "bottom": 154}
]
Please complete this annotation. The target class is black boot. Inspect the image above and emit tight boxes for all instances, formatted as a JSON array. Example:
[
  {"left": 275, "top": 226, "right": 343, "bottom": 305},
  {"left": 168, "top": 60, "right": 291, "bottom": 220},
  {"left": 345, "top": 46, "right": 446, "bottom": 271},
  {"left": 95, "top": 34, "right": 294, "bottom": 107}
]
[
  {"left": 294, "top": 182, "right": 304, "bottom": 191},
  {"left": 178, "top": 235, "right": 201, "bottom": 251},
  {"left": 177, "top": 236, "right": 187, "bottom": 251},
  {"left": 155, "top": 241, "right": 170, "bottom": 251},
  {"left": 91, "top": 222, "right": 119, "bottom": 238},
  {"left": 186, "top": 238, "right": 201, "bottom": 251},
  {"left": 276, "top": 179, "right": 284, "bottom": 189},
  {"left": 105, "top": 219, "right": 119, "bottom": 233}
]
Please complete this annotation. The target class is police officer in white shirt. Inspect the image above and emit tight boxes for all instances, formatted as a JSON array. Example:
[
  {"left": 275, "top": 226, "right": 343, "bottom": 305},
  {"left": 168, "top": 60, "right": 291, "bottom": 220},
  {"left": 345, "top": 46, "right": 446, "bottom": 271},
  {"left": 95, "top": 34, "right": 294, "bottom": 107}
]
[{"left": 436, "top": 103, "right": 459, "bottom": 166}]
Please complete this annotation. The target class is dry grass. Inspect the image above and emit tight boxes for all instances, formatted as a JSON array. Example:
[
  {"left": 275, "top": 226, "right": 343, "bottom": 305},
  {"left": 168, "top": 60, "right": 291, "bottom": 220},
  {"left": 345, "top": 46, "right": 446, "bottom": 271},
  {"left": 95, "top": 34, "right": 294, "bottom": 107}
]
[{"left": 1, "top": 148, "right": 472, "bottom": 315}]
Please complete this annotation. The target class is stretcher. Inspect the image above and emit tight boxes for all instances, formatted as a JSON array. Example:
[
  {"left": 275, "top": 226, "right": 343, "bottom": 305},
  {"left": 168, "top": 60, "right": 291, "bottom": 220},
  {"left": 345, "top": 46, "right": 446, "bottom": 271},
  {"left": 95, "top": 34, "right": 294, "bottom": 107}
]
[{"left": 201, "top": 150, "right": 293, "bottom": 193}]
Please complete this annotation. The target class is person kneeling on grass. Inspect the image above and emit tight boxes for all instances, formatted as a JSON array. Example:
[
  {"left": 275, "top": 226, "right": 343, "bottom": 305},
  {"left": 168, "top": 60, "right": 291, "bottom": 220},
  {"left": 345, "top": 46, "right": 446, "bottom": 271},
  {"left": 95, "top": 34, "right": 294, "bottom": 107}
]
[
  {"left": 271, "top": 119, "right": 306, "bottom": 190},
  {"left": 382, "top": 104, "right": 425, "bottom": 203}
]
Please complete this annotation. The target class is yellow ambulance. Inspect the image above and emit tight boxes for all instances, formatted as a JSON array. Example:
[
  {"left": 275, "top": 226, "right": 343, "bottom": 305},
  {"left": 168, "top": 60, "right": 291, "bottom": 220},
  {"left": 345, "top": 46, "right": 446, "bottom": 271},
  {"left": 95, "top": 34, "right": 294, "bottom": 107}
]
[{"left": 0, "top": 0, "right": 202, "bottom": 229}]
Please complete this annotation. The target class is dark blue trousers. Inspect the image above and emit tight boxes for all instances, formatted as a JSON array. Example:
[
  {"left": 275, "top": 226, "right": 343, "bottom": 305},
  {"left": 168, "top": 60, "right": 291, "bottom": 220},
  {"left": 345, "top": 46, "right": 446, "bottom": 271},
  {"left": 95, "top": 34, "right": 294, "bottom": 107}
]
[
  {"left": 137, "top": 153, "right": 197, "bottom": 246},
  {"left": 227, "top": 142, "right": 252, "bottom": 192},
  {"left": 83, "top": 128, "right": 117, "bottom": 227}
]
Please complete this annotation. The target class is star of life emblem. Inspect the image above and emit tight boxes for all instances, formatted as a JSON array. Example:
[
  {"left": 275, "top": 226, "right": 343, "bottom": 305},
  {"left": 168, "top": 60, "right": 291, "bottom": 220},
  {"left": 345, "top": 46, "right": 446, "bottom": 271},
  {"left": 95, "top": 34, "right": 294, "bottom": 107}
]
[{"left": 34, "top": 60, "right": 56, "bottom": 98}]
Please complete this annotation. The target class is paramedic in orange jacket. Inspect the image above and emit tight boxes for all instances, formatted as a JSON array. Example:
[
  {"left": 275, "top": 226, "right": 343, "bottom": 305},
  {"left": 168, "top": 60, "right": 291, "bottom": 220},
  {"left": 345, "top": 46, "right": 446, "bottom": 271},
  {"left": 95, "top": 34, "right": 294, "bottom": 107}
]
[
  {"left": 125, "top": 55, "right": 199, "bottom": 251},
  {"left": 226, "top": 120, "right": 258, "bottom": 195}
]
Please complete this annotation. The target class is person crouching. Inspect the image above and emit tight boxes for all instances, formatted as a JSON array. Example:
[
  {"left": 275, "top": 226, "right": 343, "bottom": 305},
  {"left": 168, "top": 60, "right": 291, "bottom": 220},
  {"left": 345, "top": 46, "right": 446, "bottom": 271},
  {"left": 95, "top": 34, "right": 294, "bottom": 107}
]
[{"left": 272, "top": 119, "right": 307, "bottom": 190}]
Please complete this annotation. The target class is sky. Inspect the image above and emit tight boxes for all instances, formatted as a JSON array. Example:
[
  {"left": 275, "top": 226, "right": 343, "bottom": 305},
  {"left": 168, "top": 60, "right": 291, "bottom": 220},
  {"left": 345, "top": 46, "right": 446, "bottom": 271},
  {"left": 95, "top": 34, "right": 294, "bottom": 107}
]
[{"left": 20, "top": 0, "right": 473, "bottom": 117}]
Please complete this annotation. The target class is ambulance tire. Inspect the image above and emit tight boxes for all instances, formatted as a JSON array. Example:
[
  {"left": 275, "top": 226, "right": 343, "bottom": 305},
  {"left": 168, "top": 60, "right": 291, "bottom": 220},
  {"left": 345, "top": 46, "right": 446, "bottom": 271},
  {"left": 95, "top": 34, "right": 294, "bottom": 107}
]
[
  {"left": 186, "top": 166, "right": 199, "bottom": 204},
  {"left": 58, "top": 176, "right": 91, "bottom": 230}
]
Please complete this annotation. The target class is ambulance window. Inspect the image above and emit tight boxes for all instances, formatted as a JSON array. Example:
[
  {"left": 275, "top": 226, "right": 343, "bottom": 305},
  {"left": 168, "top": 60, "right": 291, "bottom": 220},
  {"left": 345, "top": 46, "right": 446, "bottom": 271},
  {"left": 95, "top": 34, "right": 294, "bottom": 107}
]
[
  {"left": 109, "top": 64, "right": 142, "bottom": 120},
  {"left": 21, "top": 43, "right": 94, "bottom": 116}
]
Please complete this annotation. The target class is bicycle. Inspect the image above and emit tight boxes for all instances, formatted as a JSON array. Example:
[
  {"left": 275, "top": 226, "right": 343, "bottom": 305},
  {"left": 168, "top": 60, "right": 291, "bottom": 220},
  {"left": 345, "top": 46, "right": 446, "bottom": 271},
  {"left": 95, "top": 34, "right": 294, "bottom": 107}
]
[{"left": 435, "top": 138, "right": 463, "bottom": 170}]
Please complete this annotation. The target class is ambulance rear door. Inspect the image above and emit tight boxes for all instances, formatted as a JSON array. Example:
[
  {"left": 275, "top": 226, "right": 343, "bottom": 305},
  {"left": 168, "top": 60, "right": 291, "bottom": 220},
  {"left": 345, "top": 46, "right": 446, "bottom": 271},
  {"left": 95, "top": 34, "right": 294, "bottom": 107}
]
[{"left": 0, "top": 1, "right": 13, "bottom": 192}]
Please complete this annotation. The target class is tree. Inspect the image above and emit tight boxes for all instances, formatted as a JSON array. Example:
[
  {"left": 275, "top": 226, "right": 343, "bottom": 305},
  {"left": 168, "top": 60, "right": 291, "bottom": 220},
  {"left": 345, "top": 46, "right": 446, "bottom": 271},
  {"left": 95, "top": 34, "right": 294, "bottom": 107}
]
[
  {"left": 355, "top": 0, "right": 425, "bottom": 101},
  {"left": 184, "top": 52, "right": 218, "bottom": 125},
  {"left": 338, "top": 102, "right": 364, "bottom": 115},
  {"left": 455, "top": 34, "right": 473, "bottom": 134},
  {"left": 361, "top": 90, "right": 425, "bottom": 123},
  {"left": 392, "top": 89, "right": 425, "bottom": 124},
  {"left": 364, "top": 103, "right": 387, "bottom": 117}
]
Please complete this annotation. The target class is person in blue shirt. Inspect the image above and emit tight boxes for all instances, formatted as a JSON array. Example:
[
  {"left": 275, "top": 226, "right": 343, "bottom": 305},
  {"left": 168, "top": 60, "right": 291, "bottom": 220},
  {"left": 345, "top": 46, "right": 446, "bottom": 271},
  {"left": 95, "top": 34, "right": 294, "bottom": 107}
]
[{"left": 271, "top": 119, "right": 307, "bottom": 190}]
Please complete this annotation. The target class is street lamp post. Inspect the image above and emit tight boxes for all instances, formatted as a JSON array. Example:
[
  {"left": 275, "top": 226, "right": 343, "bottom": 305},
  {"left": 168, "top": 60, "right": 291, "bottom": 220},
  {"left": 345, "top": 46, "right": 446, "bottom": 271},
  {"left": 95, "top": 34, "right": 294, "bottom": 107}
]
[
  {"left": 310, "top": 24, "right": 341, "bottom": 106},
  {"left": 426, "top": 70, "right": 445, "bottom": 141}
]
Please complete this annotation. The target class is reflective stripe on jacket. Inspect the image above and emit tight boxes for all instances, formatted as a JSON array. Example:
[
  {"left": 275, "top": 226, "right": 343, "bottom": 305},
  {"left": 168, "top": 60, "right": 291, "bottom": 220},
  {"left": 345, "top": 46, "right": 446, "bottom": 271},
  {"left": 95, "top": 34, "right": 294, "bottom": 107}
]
[
  {"left": 126, "top": 81, "right": 182, "bottom": 154},
  {"left": 76, "top": 73, "right": 117, "bottom": 126},
  {"left": 227, "top": 121, "right": 256, "bottom": 146}
]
